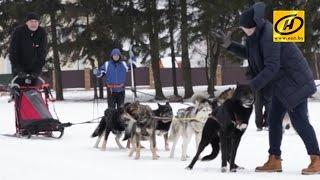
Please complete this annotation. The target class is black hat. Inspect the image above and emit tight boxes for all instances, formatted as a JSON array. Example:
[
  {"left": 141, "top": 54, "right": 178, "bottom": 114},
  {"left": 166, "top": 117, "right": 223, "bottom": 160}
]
[
  {"left": 240, "top": 8, "right": 256, "bottom": 28},
  {"left": 25, "top": 12, "right": 40, "bottom": 22}
]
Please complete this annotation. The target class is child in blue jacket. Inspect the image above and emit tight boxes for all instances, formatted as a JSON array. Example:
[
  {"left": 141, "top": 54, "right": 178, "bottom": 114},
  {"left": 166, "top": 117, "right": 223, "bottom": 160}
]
[{"left": 94, "top": 48, "right": 129, "bottom": 109}]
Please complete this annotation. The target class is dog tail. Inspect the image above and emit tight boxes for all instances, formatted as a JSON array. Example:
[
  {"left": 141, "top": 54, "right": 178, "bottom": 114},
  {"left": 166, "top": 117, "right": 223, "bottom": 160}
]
[
  {"left": 91, "top": 117, "right": 106, "bottom": 138},
  {"left": 191, "top": 93, "right": 208, "bottom": 105},
  {"left": 201, "top": 137, "right": 220, "bottom": 161}
]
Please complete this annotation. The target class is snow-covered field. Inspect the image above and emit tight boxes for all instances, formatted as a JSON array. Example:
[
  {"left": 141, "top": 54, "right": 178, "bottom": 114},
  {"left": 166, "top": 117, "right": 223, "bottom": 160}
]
[{"left": 1, "top": 85, "right": 320, "bottom": 180}]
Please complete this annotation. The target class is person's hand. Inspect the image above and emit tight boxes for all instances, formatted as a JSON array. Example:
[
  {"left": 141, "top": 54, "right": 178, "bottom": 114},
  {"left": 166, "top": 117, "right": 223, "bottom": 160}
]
[
  {"left": 24, "top": 78, "right": 32, "bottom": 85},
  {"left": 212, "top": 30, "right": 233, "bottom": 48}
]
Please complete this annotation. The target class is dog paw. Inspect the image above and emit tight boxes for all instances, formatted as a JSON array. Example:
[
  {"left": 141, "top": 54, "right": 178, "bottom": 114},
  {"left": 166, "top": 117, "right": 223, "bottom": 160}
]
[
  {"left": 134, "top": 154, "right": 141, "bottom": 160},
  {"left": 165, "top": 147, "right": 170, "bottom": 151},
  {"left": 230, "top": 168, "right": 237, "bottom": 172},
  {"left": 234, "top": 164, "right": 244, "bottom": 170},
  {"left": 100, "top": 148, "right": 106, "bottom": 151},
  {"left": 181, "top": 156, "right": 187, "bottom": 161},
  {"left": 185, "top": 166, "right": 192, "bottom": 170},
  {"left": 221, "top": 167, "right": 228, "bottom": 173},
  {"left": 152, "top": 154, "right": 160, "bottom": 160}
]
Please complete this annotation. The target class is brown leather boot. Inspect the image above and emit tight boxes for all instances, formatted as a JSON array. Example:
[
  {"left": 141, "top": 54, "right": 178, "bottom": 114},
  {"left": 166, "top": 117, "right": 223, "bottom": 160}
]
[
  {"left": 255, "top": 155, "right": 282, "bottom": 172},
  {"left": 302, "top": 155, "right": 320, "bottom": 175}
]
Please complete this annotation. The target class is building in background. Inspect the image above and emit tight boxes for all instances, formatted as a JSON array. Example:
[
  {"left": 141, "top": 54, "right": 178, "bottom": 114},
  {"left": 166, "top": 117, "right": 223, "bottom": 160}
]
[{"left": 0, "top": 57, "right": 12, "bottom": 74}]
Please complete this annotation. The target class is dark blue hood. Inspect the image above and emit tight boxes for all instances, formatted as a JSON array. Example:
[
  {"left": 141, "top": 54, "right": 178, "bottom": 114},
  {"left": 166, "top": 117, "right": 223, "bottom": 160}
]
[
  {"left": 110, "top": 48, "right": 121, "bottom": 57},
  {"left": 252, "top": 2, "right": 266, "bottom": 30}
]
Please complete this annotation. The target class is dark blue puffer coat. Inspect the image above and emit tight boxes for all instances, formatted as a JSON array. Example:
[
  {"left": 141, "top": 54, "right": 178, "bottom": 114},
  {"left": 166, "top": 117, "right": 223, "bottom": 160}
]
[{"left": 227, "top": 2, "right": 316, "bottom": 110}]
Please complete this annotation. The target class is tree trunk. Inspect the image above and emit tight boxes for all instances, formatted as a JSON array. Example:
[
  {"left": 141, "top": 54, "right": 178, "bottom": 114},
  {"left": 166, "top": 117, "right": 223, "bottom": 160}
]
[
  {"left": 205, "top": 35, "right": 212, "bottom": 95},
  {"left": 314, "top": 52, "right": 320, "bottom": 80},
  {"left": 180, "top": 0, "right": 193, "bottom": 98},
  {"left": 89, "top": 57, "right": 98, "bottom": 99},
  {"left": 304, "top": 2, "right": 317, "bottom": 77},
  {"left": 207, "top": 35, "right": 220, "bottom": 97},
  {"left": 86, "top": 15, "right": 98, "bottom": 99},
  {"left": 98, "top": 52, "right": 104, "bottom": 99},
  {"left": 205, "top": 35, "right": 210, "bottom": 93},
  {"left": 212, "top": 43, "right": 220, "bottom": 94},
  {"left": 168, "top": 0, "right": 178, "bottom": 96},
  {"left": 129, "top": 0, "right": 138, "bottom": 98},
  {"left": 49, "top": 8, "right": 64, "bottom": 100},
  {"left": 147, "top": 0, "right": 165, "bottom": 100},
  {"left": 317, "top": 53, "right": 320, "bottom": 80}
]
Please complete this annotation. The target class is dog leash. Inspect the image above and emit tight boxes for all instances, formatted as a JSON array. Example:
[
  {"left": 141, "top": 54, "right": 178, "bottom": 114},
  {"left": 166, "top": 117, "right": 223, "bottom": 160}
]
[
  {"left": 151, "top": 115, "right": 208, "bottom": 123},
  {"left": 74, "top": 116, "right": 103, "bottom": 124},
  {"left": 43, "top": 87, "right": 61, "bottom": 121},
  {"left": 152, "top": 116, "right": 173, "bottom": 123},
  {"left": 130, "top": 88, "right": 155, "bottom": 98},
  {"left": 59, "top": 116, "right": 103, "bottom": 128},
  {"left": 172, "top": 116, "right": 208, "bottom": 122},
  {"left": 127, "top": 88, "right": 193, "bottom": 107}
]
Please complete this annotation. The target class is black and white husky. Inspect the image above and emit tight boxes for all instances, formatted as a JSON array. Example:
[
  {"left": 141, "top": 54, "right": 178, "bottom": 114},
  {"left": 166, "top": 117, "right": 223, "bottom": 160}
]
[
  {"left": 91, "top": 108, "right": 126, "bottom": 151},
  {"left": 186, "top": 84, "right": 254, "bottom": 172}
]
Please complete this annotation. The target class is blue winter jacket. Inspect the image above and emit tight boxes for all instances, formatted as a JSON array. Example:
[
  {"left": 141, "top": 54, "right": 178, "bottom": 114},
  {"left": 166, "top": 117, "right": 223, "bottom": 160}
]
[{"left": 97, "top": 49, "right": 129, "bottom": 92}]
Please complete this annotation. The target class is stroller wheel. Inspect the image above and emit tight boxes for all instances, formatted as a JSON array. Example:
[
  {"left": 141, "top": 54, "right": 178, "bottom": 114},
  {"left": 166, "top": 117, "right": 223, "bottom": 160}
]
[
  {"left": 50, "top": 128, "right": 64, "bottom": 139},
  {"left": 27, "top": 130, "right": 32, "bottom": 139}
]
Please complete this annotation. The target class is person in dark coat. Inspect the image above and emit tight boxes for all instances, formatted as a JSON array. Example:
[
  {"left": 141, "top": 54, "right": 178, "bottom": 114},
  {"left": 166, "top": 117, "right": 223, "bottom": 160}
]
[
  {"left": 216, "top": 2, "right": 320, "bottom": 175},
  {"left": 9, "top": 12, "right": 47, "bottom": 78}
]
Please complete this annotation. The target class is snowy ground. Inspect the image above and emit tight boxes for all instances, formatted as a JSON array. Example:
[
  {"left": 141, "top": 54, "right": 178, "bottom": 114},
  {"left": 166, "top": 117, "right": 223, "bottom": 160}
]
[{"left": 1, "top": 85, "right": 320, "bottom": 180}]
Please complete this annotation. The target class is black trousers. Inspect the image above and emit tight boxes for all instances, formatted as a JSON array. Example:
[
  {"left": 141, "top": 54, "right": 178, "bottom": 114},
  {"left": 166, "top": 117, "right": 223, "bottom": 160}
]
[
  {"left": 255, "top": 92, "right": 271, "bottom": 129},
  {"left": 268, "top": 96, "right": 320, "bottom": 156},
  {"left": 107, "top": 89, "right": 125, "bottom": 109}
]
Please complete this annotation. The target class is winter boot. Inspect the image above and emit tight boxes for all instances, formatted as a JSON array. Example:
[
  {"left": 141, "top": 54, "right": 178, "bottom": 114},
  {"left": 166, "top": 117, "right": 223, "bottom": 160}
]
[
  {"left": 255, "top": 155, "right": 282, "bottom": 172},
  {"left": 302, "top": 155, "right": 320, "bottom": 175}
]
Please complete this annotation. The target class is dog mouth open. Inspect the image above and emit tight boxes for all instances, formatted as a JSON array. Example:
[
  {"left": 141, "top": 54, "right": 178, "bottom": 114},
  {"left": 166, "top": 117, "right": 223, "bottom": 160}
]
[
  {"left": 233, "top": 118, "right": 248, "bottom": 131},
  {"left": 241, "top": 98, "right": 254, "bottom": 108},
  {"left": 236, "top": 123, "right": 248, "bottom": 131}
]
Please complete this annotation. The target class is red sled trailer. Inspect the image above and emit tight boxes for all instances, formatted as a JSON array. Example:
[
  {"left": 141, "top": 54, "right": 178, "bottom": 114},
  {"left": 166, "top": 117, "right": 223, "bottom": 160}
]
[{"left": 9, "top": 75, "right": 65, "bottom": 138}]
